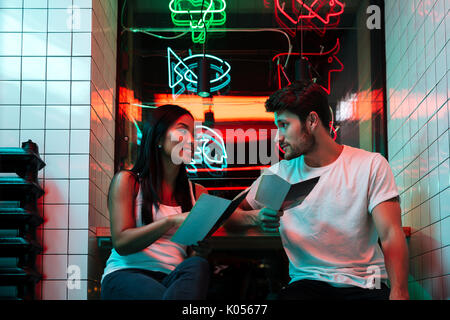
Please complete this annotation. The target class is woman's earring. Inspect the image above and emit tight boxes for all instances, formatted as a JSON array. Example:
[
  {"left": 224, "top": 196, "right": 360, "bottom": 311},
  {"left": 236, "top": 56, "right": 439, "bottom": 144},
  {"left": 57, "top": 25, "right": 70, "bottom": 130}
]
[{"left": 158, "top": 145, "right": 162, "bottom": 149}]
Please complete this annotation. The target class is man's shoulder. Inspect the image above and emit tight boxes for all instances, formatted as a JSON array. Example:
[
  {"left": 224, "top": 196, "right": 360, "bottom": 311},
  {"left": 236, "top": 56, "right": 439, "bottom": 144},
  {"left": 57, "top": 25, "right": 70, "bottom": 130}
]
[{"left": 342, "top": 145, "right": 381, "bottom": 163}]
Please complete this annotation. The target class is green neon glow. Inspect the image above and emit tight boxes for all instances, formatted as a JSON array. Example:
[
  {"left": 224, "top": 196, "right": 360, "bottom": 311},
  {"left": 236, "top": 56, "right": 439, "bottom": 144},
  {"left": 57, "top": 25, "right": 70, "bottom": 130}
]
[{"left": 169, "top": 0, "right": 226, "bottom": 43}]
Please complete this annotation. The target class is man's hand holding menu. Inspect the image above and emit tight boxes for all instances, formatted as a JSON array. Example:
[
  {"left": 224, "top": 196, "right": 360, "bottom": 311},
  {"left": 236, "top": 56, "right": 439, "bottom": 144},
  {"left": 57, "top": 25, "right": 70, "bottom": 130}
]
[{"left": 224, "top": 173, "right": 320, "bottom": 233}]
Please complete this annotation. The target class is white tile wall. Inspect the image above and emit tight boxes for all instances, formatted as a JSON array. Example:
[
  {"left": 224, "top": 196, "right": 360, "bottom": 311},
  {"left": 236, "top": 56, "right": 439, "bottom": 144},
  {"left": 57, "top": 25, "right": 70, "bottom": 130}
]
[
  {"left": 48, "top": 9, "right": 73, "bottom": 32},
  {"left": 0, "top": 82, "right": 20, "bottom": 105},
  {"left": 45, "top": 130, "right": 70, "bottom": 153},
  {"left": 47, "top": 57, "right": 72, "bottom": 80},
  {"left": 67, "top": 280, "right": 88, "bottom": 300},
  {"left": 0, "top": 0, "right": 117, "bottom": 300},
  {"left": 24, "top": 0, "right": 47, "bottom": 8},
  {"left": 44, "top": 154, "right": 70, "bottom": 179},
  {"left": 71, "top": 81, "right": 91, "bottom": 104},
  {"left": 23, "top": 9, "right": 47, "bottom": 32},
  {"left": 0, "top": 106, "right": 20, "bottom": 129},
  {"left": 43, "top": 204, "right": 69, "bottom": 229},
  {"left": 49, "top": 0, "right": 73, "bottom": 9},
  {"left": 385, "top": 0, "right": 449, "bottom": 300},
  {"left": 0, "top": 57, "right": 21, "bottom": 80},
  {"left": 0, "top": 9, "right": 22, "bottom": 32},
  {"left": 47, "top": 33, "right": 72, "bottom": 56},
  {"left": 45, "top": 106, "right": 71, "bottom": 129},
  {"left": 42, "top": 281, "right": 67, "bottom": 300},
  {"left": 72, "top": 32, "right": 91, "bottom": 56},
  {"left": 22, "top": 33, "right": 47, "bottom": 56},
  {"left": 69, "top": 204, "right": 89, "bottom": 228},
  {"left": 22, "top": 81, "right": 46, "bottom": 105},
  {"left": 68, "top": 229, "right": 89, "bottom": 254},
  {"left": 69, "top": 179, "right": 89, "bottom": 204},
  {"left": 0, "top": 33, "right": 21, "bottom": 55},
  {"left": 43, "top": 255, "right": 68, "bottom": 280},
  {"left": 72, "top": 57, "right": 91, "bottom": 81},
  {"left": 43, "top": 229, "right": 68, "bottom": 254},
  {"left": 44, "top": 179, "right": 69, "bottom": 204},
  {"left": 22, "top": 57, "right": 47, "bottom": 81},
  {"left": 74, "top": 0, "right": 92, "bottom": 8},
  {"left": 70, "top": 105, "right": 91, "bottom": 129},
  {"left": 21, "top": 106, "right": 46, "bottom": 129},
  {"left": 47, "top": 81, "right": 71, "bottom": 105}
]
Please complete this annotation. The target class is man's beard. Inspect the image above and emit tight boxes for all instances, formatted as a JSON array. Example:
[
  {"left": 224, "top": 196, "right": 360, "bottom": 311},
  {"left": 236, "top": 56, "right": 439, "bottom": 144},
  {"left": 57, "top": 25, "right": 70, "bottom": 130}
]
[{"left": 285, "top": 129, "right": 316, "bottom": 160}]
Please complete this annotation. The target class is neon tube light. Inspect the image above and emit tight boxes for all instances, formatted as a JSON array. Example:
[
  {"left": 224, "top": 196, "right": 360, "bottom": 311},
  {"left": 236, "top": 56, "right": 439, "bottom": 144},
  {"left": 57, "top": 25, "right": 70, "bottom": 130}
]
[
  {"left": 167, "top": 47, "right": 231, "bottom": 99},
  {"left": 192, "top": 165, "right": 270, "bottom": 173},
  {"left": 169, "top": 0, "right": 227, "bottom": 43},
  {"left": 272, "top": 38, "right": 343, "bottom": 94},
  {"left": 205, "top": 186, "right": 248, "bottom": 191},
  {"left": 275, "top": 0, "right": 345, "bottom": 36}
]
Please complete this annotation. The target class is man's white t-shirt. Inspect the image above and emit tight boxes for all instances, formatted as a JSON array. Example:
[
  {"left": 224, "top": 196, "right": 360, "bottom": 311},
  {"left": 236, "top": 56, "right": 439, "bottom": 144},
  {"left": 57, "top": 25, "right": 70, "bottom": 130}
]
[{"left": 246, "top": 145, "right": 399, "bottom": 289}]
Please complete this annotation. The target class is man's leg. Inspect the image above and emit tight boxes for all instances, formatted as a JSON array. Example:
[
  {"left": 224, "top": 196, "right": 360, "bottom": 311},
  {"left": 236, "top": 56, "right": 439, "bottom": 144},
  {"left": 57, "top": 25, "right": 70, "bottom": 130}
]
[
  {"left": 278, "top": 280, "right": 338, "bottom": 300},
  {"left": 337, "top": 283, "right": 391, "bottom": 300},
  {"left": 162, "top": 256, "right": 210, "bottom": 300}
]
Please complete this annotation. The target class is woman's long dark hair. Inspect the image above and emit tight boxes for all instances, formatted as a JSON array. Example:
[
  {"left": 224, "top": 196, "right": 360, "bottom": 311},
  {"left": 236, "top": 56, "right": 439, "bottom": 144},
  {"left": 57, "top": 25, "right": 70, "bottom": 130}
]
[{"left": 130, "top": 104, "right": 195, "bottom": 225}]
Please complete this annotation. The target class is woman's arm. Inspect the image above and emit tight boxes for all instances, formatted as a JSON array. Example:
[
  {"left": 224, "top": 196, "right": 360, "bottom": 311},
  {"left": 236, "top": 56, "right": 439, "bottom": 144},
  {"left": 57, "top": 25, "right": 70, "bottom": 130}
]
[{"left": 109, "top": 171, "right": 187, "bottom": 255}]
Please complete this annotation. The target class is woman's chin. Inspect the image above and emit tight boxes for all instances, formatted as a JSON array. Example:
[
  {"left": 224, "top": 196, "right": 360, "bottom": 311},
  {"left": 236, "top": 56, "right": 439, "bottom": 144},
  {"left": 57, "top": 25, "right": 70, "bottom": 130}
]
[{"left": 174, "top": 155, "right": 193, "bottom": 165}]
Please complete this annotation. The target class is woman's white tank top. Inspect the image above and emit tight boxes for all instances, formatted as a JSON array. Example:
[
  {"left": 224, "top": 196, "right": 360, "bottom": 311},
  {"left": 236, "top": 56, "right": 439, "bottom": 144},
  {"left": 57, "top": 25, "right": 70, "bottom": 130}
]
[{"left": 101, "top": 181, "right": 196, "bottom": 283}]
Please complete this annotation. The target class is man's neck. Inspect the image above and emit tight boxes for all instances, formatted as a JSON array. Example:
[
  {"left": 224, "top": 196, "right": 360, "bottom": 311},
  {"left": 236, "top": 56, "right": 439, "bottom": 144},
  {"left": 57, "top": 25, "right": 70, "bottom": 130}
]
[{"left": 304, "top": 137, "right": 344, "bottom": 168}]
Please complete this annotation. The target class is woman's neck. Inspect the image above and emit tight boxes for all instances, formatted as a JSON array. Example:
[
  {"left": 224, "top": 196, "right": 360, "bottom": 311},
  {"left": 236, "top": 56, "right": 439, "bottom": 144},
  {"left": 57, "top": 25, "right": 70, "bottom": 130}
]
[{"left": 159, "top": 156, "right": 181, "bottom": 204}]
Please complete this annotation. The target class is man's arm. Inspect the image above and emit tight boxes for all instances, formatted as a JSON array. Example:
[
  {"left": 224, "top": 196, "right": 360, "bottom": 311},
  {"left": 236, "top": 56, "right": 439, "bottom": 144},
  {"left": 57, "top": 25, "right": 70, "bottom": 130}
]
[
  {"left": 372, "top": 197, "right": 409, "bottom": 300},
  {"left": 223, "top": 198, "right": 260, "bottom": 231},
  {"left": 224, "top": 198, "right": 282, "bottom": 233}
]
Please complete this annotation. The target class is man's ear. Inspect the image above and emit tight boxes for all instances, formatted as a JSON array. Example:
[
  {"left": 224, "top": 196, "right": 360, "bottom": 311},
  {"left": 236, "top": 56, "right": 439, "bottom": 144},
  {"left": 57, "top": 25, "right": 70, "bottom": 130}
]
[{"left": 308, "top": 112, "right": 319, "bottom": 131}]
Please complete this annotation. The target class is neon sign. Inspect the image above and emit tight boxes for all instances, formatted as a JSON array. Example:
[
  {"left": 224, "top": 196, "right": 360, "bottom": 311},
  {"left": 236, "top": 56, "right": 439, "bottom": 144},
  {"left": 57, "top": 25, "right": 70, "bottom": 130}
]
[
  {"left": 187, "top": 125, "right": 228, "bottom": 175},
  {"left": 274, "top": 0, "right": 345, "bottom": 36},
  {"left": 167, "top": 47, "right": 231, "bottom": 99},
  {"left": 272, "top": 38, "right": 343, "bottom": 94},
  {"left": 169, "top": 0, "right": 227, "bottom": 43}
]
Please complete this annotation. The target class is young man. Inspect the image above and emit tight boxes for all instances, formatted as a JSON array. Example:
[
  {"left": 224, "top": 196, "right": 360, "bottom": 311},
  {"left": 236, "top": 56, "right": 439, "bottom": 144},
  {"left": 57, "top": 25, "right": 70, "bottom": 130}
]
[{"left": 227, "top": 80, "right": 409, "bottom": 300}]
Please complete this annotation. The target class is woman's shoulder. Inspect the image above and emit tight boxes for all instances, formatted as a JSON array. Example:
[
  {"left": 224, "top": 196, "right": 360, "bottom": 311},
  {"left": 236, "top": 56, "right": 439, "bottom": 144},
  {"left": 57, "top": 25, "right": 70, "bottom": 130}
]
[
  {"left": 114, "top": 170, "right": 138, "bottom": 181},
  {"left": 111, "top": 170, "right": 140, "bottom": 195}
]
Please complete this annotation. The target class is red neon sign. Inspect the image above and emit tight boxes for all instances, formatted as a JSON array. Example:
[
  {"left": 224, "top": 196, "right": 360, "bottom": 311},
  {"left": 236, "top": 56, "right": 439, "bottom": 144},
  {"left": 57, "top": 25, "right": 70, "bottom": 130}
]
[
  {"left": 273, "top": 38, "right": 344, "bottom": 95},
  {"left": 206, "top": 186, "right": 249, "bottom": 191},
  {"left": 274, "top": 0, "right": 345, "bottom": 36}
]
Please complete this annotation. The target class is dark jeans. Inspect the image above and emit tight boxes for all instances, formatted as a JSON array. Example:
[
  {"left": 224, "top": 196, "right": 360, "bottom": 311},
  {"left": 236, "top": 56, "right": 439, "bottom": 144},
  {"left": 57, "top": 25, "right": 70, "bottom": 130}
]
[
  {"left": 100, "top": 256, "right": 210, "bottom": 300},
  {"left": 278, "top": 279, "right": 391, "bottom": 300}
]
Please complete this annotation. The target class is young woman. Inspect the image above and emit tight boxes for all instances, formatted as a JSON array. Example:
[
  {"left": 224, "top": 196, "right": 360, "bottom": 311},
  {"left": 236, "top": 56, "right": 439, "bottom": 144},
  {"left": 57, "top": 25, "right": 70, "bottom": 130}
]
[{"left": 100, "top": 105, "right": 210, "bottom": 300}]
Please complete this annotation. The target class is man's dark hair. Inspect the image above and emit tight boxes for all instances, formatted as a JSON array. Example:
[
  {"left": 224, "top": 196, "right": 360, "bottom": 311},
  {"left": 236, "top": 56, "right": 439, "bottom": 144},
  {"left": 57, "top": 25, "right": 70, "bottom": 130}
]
[{"left": 265, "top": 80, "right": 331, "bottom": 129}]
